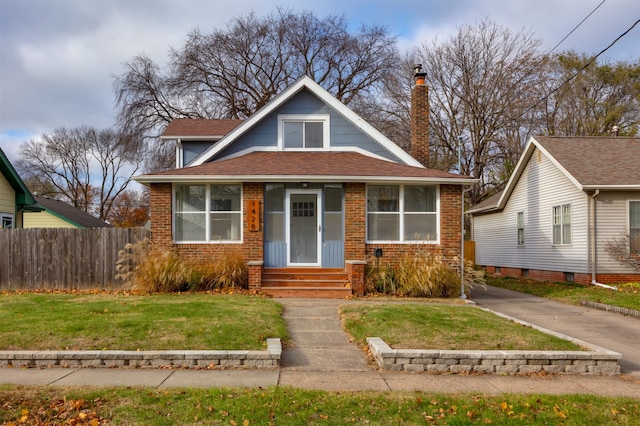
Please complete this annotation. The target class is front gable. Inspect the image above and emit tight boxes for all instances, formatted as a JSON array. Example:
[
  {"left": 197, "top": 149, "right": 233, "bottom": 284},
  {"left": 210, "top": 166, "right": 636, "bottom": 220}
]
[
  {"left": 190, "top": 76, "right": 421, "bottom": 167},
  {"left": 214, "top": 89, "right": 406, "bottom": 164}
]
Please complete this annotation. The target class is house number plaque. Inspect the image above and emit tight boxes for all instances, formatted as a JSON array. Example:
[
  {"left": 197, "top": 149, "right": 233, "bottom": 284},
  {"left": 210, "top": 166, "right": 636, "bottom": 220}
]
[{"left": 247, "top": 200, "right": 260, "bottom": 231}]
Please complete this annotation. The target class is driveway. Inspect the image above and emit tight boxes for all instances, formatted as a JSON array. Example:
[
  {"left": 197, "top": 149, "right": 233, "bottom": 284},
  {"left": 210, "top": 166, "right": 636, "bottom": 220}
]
[{"left": 470, "top": 285, "right": 640, "bottom": 377}]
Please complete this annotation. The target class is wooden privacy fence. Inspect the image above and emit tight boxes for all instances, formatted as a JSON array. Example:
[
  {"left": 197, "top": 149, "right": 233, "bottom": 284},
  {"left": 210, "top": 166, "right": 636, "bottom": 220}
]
[
  {"left": 0, "top": 227, "right": 149, "bottom": 291},
  {"left": 464, "top": 240, "right": 476, "bottom": 265}
]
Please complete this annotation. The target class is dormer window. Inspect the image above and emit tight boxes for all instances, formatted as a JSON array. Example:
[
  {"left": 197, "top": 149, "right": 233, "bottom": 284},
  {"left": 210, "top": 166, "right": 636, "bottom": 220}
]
[{"left": 278, "top": 115, "right": 330, "bottom": 150}]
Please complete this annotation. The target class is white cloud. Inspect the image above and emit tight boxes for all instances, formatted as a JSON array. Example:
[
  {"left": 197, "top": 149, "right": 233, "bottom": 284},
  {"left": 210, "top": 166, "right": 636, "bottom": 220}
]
[{"left": 1, "top": 0, "right": 638, "bottom": 159}]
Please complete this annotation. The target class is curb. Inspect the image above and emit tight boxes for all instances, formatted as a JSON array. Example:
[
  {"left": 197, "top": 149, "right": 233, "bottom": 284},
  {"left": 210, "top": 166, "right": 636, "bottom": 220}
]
[{"left": 580, "top": 300, "right": 640, "bottom": 319}]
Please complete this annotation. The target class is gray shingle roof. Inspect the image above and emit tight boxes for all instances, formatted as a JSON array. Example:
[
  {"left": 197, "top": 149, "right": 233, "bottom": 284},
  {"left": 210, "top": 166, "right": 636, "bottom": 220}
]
[
  {"left": 136, "top": 151, "right": 473, "bottom": 183},
  {"left": 535, "top": 136, "right": 640, "bottom": 187}
]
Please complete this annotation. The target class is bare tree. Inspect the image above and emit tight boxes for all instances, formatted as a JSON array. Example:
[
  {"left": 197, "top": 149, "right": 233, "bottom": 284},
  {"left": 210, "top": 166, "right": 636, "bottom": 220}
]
[
  {"left": 414, "top": 19, "right": 547, "bottom": 204},
  {"left": 113, "top": 8, "right": 399, "bottom": 171},
  {"left": 17, "top": 126, "right": 144, "bottom": 221},
  {"left": 604, "top": 233, "right": 640, "bottom": 271}
]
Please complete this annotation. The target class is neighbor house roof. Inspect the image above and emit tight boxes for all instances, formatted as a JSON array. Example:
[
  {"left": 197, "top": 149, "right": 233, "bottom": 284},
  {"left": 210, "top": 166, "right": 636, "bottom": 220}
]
[
  {"left": 34, "top": 196, "right": 111, "bottom": 228},
  {"left": 135, "top": 151, "right": 473, "bottom": 184},
  {"left": 534, "top": 136, "right": 640, "bottom": 188},
  {"left": 0, "top": 147, "right": 41, "bottom": 211},
  {"left": 160, "top": 119, "right": 243, "bottom": 140},
  {"left": 468, "top": 136, "right": 640, "bottom": 215}
]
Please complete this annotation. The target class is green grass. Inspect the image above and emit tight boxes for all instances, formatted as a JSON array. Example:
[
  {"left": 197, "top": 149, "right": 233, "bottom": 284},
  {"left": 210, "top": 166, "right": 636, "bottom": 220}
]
[
  {"left": 341, "top": 303, "right": 581, "bottom": 350},
  {"left": 1, "top": 386, "right": 638, "bottom": 425},
  {"left": 486, "top": 277, "right": 640, "bottom": 312},
  {"left": 0, "top": 292, "right": 288, "bottom": 351}
]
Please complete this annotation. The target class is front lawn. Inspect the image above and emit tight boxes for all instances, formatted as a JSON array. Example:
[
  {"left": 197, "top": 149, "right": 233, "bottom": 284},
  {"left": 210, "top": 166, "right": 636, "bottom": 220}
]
[
  {"left": 486, "top": 277, "right": 640, "bottom": 312},
  {"left": 0, "top": 292, "right": 288, "bottom": 351},
  {"left": 341, "top": 303, "right": 582, "bottom": 350},
  {"left": 1, "top": 386, "right": 638, "bottom": 425}
]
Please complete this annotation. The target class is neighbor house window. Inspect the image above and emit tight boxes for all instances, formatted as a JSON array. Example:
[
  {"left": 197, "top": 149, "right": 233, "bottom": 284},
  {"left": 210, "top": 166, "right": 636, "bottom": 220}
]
[
  {"left": 630, "top": 201, "right": 640, "bottom": 254},
  {"left": 278, "top": 115, "right": 330, "bottom": 150},
  {"left": 1, "top": 214, "right": 13, "bottom": 229},
  {"left": 552, "top": 203, "right": 571, "bottom": 245},
  {"left": 174, "top": 184, "right": 241, "bottom": 242},
  {"left": 367, "top": 184, "right": 438, "bottom": 242},
  {"left": 517, "top": 211, "right": 525, "bottom": 245}
]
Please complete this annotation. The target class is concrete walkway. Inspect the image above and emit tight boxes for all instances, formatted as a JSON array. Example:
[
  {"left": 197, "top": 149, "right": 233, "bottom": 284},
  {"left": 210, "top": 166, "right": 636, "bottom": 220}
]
[{"left": 1, "top": 290, "right": 639, "bottom": 396}]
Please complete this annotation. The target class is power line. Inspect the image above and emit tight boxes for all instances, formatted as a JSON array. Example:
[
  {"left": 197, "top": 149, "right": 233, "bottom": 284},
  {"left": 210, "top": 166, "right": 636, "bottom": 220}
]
[
  {"left": 526, "top": 17, "right": 640, "bottom": 113},
  {"left": 544, "top": 0, "right": 608, "bottom": 56},
  {"left": 511, "top": 0, "right": 608, "bottom": 95}
]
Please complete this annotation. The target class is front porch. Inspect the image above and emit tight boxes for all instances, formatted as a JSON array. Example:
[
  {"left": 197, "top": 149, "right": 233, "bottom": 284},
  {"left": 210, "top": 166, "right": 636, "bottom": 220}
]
[{"left": 248, "top": 261, "right": 366, "bottom": 299}]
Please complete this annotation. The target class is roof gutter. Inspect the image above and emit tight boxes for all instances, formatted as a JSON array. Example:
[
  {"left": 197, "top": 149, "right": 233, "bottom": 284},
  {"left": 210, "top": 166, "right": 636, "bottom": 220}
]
[
  {"left": 134, "top": 175, "right": 479, "bottom": 185},
  {"left": 589, "top": 189, "right": 618, "bottom": 291}
]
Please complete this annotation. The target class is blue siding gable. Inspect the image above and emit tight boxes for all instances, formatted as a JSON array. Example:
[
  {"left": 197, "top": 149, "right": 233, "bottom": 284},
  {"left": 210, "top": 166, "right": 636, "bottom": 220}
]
[{"left": 215, "top": 89, "right": 404, "bottom": 162}]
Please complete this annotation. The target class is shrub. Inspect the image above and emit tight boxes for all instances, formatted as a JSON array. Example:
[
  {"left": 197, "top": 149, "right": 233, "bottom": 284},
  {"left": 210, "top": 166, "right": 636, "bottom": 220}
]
[{"left": 116, "top": 240, "right": 248, "bottom": 292}]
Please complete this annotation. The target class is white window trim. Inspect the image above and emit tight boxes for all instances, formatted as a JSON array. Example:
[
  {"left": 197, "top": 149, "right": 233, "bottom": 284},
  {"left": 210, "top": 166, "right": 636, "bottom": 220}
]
[
  {"left": 277, "top": 114, "right": 330, "bottom": 150},
  {"left": 517, "top": 211, "right": 525, "bottom": 246},
  {"left": 1, "top": 213, "right": 14, "bottom": 229},
  {"left": 552, "top": 203, "right": 572, "bottom": 246},
  {"left": 172, "top": 183, "right": 243, "bottom": 244},
  {"left": 629, "top": 200, "right": 640, "bottom": 253},
  {"left": 628, "top": 200, "right": 640, "bottom": 231},
  {"left": 366, "top": 184, "right": 440, "bottom": 244}
]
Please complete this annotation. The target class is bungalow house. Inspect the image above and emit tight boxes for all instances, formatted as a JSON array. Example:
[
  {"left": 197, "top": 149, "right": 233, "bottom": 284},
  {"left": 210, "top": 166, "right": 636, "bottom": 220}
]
[
  {"left": 468, "top": 136, "right": 640, "bottom": 285},
  {"left": 135, "top": 69, "right": 476, "bottom": 297},
  {"left": 0, "top": 147, "right": 42, "bottom": 229},
  {"left": 23, "top": 195, "right": 111, "bottom": 228}
]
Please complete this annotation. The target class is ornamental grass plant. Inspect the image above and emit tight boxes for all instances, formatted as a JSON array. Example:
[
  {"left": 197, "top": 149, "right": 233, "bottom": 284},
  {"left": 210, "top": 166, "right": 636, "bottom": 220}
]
[
  {"left": 366, "top": 253, "right": 483, "bottom": 298},
  {"left": 116, "top": 239, "right": 248, "bottom": 293}
]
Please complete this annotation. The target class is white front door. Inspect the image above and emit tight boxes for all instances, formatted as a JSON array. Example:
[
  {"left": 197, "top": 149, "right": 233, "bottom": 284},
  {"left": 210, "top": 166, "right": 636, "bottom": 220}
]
[{"left": 286, "top": 190, "right": 322, "bottom": 266}]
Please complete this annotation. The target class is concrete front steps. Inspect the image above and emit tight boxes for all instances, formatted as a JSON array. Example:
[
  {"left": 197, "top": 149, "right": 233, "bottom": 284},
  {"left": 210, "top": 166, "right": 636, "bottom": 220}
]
[{"left": 261, "top": 268, "right": 353, "bottom": 298}]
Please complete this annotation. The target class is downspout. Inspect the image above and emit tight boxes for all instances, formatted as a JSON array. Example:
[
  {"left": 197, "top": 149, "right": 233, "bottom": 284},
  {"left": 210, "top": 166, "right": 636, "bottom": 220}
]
[{"left": 590, "top": 189, "right": 618, "bottom": 290}]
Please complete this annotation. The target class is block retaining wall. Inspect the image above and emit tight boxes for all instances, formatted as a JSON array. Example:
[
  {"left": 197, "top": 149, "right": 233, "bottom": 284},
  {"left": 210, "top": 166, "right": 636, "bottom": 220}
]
[
  {"left": 367, "top": 307, "right": 622, "bottom": 375},
  {"left": 367, "top": 338, "right": 620, "bottom": 375},
  {"left": 0, "top": 338, "right": 281, "bottom": 370}
]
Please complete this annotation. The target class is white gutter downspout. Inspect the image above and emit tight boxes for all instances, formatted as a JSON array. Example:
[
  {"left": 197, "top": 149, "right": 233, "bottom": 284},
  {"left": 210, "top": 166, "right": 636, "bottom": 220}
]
[{"left": 590, "top": 189, "right": 618, "bottom": 290}]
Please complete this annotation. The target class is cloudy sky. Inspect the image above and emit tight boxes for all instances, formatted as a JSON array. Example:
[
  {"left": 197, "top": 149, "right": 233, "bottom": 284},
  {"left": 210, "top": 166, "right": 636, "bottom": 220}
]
[{"left": 1, "top": 0, "right": 639, "bottom": 163}]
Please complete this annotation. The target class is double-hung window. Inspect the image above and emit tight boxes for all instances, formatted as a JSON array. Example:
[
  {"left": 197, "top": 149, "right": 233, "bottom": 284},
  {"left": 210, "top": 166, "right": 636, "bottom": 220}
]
[
  {"left": 279, "top": 115, "right": 330, "bottom": 150},
  {"left": 174, "top": 184, "right": 241, "bottom": 242},
  {"left": 367, "top": 185, "right": 438, "bottom": 242},
  {"left": 517, "top": 211, "right": 525, "bottom": 245},
  {"left": 630, "top": 201, "right": 640, "bottom": 254},
  {"left": 552, "top": 203, "right": 571, "bottom": 245},
  {"left": 1, "top": 213, "right": 13, "bottom": 229}
]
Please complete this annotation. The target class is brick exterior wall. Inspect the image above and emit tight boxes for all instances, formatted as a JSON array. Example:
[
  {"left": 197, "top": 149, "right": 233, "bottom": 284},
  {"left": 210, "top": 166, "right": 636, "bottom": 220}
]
[
  {"left": 483, "top": 265, "right": 640, "bottom": 285},
  {"left": 410, "top": 77, "right": 429, "bottom": 167},
  {"left": 149, "top": 181, "right": 464, "bottom": 292},
  {"left": 344, "top": 182, "right": 366, "bottom": 260},
  {"left": 149, "top": 182, "right": 264, "bottom": 263},
  {"left": 362, "top": 184, "right": 463, "bottom": 267}
]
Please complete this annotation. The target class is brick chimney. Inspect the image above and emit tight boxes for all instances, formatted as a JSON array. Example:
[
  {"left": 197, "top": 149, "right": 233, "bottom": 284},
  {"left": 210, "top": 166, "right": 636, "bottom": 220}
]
[{"left": 411, "top": 64, "right": 429, "bottom": 167}]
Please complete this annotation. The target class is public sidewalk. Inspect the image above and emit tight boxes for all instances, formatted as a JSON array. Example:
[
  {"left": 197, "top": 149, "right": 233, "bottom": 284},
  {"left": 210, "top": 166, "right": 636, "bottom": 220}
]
[{"left": 1, "top": 293, "right": 639, "bottom": 397}]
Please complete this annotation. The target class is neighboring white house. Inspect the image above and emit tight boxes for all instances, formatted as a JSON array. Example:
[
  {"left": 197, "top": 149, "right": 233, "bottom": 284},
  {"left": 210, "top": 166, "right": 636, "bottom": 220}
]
[{"left": 468, "top": 136, "right": 640, "bottom": 285}]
